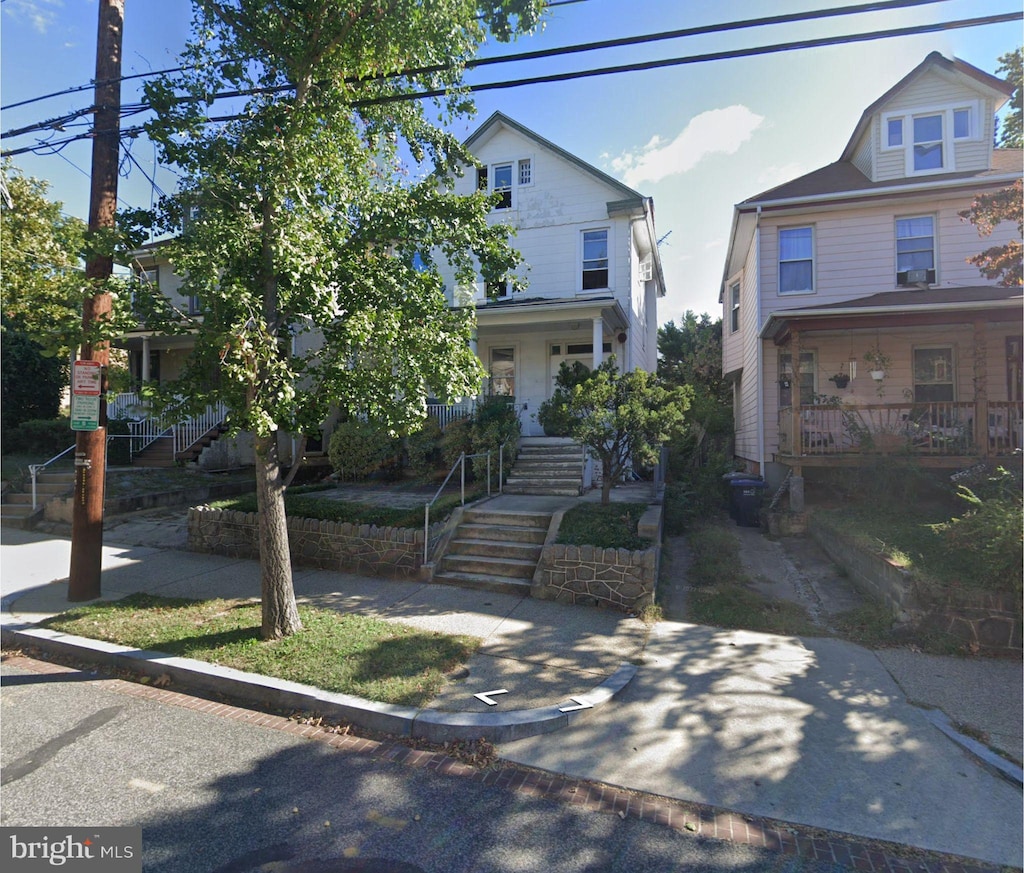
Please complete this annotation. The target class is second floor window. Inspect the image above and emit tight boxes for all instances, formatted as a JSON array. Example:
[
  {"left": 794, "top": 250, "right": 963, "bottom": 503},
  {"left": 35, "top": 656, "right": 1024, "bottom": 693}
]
[
  {"left": 582, "top": 229, "right": 609, "bottom": 289},
  {"left": 896, "top": 216, "right": 935, "bottom": 283},
  {"left": 779, "top": 227, "right": 813, "bottom": 294},
  {"left": 730, "top": 282, "right": 740, "bottom": 333}
]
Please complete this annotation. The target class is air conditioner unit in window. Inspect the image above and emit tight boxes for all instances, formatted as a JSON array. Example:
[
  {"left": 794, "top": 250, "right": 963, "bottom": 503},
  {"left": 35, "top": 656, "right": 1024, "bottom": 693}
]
[
  {"left": 638, "top": 255, "right": 653, "bottom": 282},
  {"left": 897, "top": 268, "right": 935, "bottom": 287}
]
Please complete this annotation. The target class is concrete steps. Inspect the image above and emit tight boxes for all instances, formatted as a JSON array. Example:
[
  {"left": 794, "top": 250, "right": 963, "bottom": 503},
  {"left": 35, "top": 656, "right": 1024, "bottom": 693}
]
[
  {"left": 0, "top": 469, "right": 73, "bottom": 527},
  {"left": 433, "top": 507, "right": 551, "bottom": 595},
  {"left": 504, "top": 439, "right": 583, "bottom": 496}
]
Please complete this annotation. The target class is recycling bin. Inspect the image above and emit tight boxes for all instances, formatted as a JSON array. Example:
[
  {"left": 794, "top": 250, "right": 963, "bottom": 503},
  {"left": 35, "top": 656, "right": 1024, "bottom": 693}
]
[
  {"left": 721, "top": 472, "right": 748, "bottom": 519},
  {"left": 729, "top": 478, "right": 766, "bottom": 527}
]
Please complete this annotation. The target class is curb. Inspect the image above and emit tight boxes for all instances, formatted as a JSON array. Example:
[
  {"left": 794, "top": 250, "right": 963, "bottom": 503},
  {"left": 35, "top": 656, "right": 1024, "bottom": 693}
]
[
  {"left": 0, "top": 621, "right": 636, "bottom": 744},
  {"left": 920, "top": 707, "right": 1024, "bottom": 788}
]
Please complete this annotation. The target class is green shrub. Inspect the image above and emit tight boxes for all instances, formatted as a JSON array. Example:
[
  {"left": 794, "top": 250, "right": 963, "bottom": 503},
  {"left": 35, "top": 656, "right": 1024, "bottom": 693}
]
[
  {"left": 3, "top": 417, "right": 73, "bottom": 456},
  {"left": 469, "top": 395, "right": 520, "bottom": 485},
  {"left": 556, "top": 502, "right": 649, "bottom": 550},
  {"left": 935, "top": 467, "right": 1023, "bottom": 595},
  {"left": 328, "top": 419, "right": 401, "bottom": 481},
  {"left": 538, "top": 360, "right": 591, "bottom": 436},
  {"left": 406, "top": 416, "right": 444, "bottom": 478},
  {"left": 440, "top": 415, "right": 474, "bottom": 472}
]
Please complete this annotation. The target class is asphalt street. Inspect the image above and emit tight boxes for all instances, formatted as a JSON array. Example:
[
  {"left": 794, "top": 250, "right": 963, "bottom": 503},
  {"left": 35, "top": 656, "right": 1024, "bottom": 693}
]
[{"left": 1, "top": 658, "right": 843, "bottom": 873}]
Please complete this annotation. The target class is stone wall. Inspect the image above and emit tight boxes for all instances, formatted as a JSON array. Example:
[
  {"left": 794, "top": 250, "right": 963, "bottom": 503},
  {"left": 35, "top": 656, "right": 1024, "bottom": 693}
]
[
  {"left": 809, "top": 514, "right": 1021, "bottom": 654},
  {"left": 530, "top": 503, "right": 662, "bottom": 614},
  {"left": 188, "top": 507, "right": 439, "bottom": 579}
]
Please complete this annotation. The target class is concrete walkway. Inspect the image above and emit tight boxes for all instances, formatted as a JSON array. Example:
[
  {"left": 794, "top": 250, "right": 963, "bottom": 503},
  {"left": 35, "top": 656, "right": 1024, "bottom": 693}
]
[{"left": 2, "top": 495, "right": 1022, "bottom": 867}]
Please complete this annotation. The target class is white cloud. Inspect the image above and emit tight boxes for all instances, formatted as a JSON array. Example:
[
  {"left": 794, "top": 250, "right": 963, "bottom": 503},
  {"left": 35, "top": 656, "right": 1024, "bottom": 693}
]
[
  {"left": 757, "top": 162, "right": 806, "bottom": 189},
  {"left": 613, "top": 105, "right": 765, "bottom": 188},
  {"left": 3, "top": 0, "right": 63, "bottom": 34}
]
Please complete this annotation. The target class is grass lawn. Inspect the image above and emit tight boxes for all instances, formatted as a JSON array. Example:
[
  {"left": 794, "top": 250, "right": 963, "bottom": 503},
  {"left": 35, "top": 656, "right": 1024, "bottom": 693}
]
[
  {"left": 682, "top": 522, "right": 821, "bottom": 637},
  {"left": 40, "top": 593, "right": 480, "bottom": 707},
  {"left": 556, "top": 502, "right": 650, "bottom": 550}
]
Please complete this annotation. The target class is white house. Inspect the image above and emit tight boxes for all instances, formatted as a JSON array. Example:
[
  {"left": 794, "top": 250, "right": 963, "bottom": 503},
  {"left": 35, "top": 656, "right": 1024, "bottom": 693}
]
[
  {"left": 116, "top": 112, "right": 667, "bottom": 463},
  {"left": 720, "top": 52, "right": 1022, "bottom": 507},
  {"left": 442, "top": 112, "right": 666, "bottom": 436}
]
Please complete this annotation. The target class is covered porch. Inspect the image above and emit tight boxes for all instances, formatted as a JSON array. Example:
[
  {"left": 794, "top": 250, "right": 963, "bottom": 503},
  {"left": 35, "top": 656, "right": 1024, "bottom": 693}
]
[{"left": 761, "top": 286, "right": 1023, "bottom": 472}]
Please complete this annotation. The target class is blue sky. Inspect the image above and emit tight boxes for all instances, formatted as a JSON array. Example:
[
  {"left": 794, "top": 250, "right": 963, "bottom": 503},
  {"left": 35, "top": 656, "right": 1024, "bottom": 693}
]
[{"left": 1, "top": 0, "right": 1019, "bottom": 323}]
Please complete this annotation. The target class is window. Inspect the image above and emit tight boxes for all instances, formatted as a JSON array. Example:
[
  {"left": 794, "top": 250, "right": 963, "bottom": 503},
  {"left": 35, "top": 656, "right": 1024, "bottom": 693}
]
[
  {"left": 913, "top": 114, "right": 944, "bottom": 172},
  {"left": 476, "top": 167, "right": 488, "bottom": 191},
  {"left": 582, "top": 229, "right": 609, "bottom": 289},
  {"left": 779, "top": 227, "right": 813, "bottom": 294},
  {"left": 485, "top": 279, "right": 511, "bottom": 301},
  {"left": 187, "top": 293, "right": 202, "bottom": 315},
  {"left": 953, "top": 108, "right": 970, "bottom": 139},
  {"left": 778, "top": 351, "right": 816, "bottom": 407},
  {"left": 518, "top": 158, "right": 532, "bottom": 186},
  {"left": 896, "top": 215, "right": 936, "bottom": 285},
  {"left": 887, "top": 117, "right": 903, "bottom": 147},
  {"left": 730, "top": 282, "right": 740, "bottom": 333},
  {"left": 489, "top": 347, "right": 515, "bottom": 396},
  {"left": 493, "top": 163, "right": 512, "bottom": 209},
  {"left": 913, "top": 347, "right": 954, "bottom": 403}
]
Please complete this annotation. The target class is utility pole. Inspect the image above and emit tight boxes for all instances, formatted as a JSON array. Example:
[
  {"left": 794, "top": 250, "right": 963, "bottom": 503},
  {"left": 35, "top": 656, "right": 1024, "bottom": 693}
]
[{"left": 68, "top": 0, "right": 124, "bottom": 601}]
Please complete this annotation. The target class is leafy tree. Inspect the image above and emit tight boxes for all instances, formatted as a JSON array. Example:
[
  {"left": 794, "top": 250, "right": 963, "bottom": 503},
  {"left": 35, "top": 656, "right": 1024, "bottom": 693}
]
[
  {"left": 544, "top": 358, "right": 691, "bottom": 505},
  {"left": 959, "top": 178, "right": 1023, "bottom": 287},
  {"left": 997, "top": 47, "right": 1022, "bottom": 149},
  {"left": 958, "top": 50, "right": 1024, "bottom": 288},
  {"left": 0, "top": 162, "right": 86, "bottom": 356},
  {"left": 1, "top": 315, "right": 67, "bottom": 434},
  {"left": 135, "top": 0, "right": 545, "bottom": 639}
]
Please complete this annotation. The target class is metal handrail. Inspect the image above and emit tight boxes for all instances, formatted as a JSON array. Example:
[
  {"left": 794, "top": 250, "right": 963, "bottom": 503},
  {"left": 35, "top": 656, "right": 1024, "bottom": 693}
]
[
  {"left": 422, "top": 448, "right": 501, "bottom": 563},
  {"left": 28, "top": 444, "right": 76, "bottom": 510}
]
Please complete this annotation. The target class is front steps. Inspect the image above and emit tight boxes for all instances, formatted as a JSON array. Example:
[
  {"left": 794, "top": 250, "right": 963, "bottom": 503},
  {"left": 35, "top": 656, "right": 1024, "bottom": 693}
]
[
  {"left": 433, "top": 507, "right": 551, "bottom": 595},
  {"left": 0, "top": 469, "right": 74, "bottom": 526},
  {"left": 504, "top": 437, "right": 583, "bottom": 496}
]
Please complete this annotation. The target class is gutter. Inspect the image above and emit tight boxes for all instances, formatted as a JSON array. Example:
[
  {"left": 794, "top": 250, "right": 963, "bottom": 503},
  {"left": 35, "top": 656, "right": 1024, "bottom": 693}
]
[
  {"left": 759, "top": 297, "right": 1022, "bottom": 339},
  {"left": 740, "top": 172, "right": 1020, "bottom": 212}
]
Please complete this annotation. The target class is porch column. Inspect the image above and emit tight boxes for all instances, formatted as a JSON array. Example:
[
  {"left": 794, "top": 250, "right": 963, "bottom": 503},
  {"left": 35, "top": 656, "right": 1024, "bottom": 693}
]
[
  {"left": 592, "top": 317, "right": 604, "bottom": 366},
  {"left": 141, "top": 337, "right": 151, "bottom": 383},
  {"left": 790, "top": 329, "right": 802, "bottom": 456},
  {"left": 973, "top": 318, "right": 989, "bottom": 456}
]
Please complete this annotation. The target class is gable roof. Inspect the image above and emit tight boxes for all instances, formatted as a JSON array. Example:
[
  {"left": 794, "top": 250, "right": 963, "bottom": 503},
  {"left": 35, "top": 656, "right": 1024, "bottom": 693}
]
[
  {"left": 465, "top": 111, "right": 645, "bottom": 205},
  {"left": 840, "top": 52, "right": 1013, "bottom": 163}
]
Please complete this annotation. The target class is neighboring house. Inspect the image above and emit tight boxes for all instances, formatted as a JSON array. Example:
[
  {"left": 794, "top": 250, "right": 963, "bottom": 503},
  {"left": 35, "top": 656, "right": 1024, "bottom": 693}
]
[
  {"left": 720, "top": 52, "right": 1023, "bottom": 507},
  {"left": 441, "top": 111, "right": 666, "bottom": 436},
  {"left": 114, "top": 112, "right": 666, "bottom": 463}
]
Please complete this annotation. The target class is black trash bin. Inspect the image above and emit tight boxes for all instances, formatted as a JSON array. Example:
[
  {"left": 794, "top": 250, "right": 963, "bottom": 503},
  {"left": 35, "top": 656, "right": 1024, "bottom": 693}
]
[
  {"left": 730, "top": 478, "right": 765, "bottom": 527},
  {"left": 722, "top": 472, "right": 748, "bottom": 519}
]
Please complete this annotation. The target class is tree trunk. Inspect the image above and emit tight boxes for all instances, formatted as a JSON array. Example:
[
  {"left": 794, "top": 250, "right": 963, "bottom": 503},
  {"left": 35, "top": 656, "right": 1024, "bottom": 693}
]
[
  {"left": 254, "top": 431, "right": 302, "bottom": 639},
  {"left": 601, "top": 456, "right": 614, "bottom": 505}
]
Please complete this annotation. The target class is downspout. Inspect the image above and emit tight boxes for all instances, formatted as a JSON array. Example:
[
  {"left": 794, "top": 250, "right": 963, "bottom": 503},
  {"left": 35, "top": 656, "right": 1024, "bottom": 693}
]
[{"left": 755, "top": 207, "right": 766, "bottom": 477}]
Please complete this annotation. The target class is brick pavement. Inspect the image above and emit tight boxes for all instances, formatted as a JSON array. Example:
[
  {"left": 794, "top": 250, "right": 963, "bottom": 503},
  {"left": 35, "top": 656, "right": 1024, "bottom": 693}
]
[{"left": 3, "top": 651, "right": 1006, "bottom": 873}]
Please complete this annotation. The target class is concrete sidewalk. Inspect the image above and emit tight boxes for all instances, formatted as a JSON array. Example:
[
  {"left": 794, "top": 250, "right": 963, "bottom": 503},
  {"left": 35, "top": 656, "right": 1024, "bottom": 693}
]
[{"left": 1, "top": 519, "right": 1021, "bottom": 867}]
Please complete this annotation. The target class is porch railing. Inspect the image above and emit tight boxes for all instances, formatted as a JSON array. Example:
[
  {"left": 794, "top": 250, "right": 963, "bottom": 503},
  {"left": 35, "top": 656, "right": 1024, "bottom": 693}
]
[
  {"left": 426, "top": 401, "right": 474, "bottom": 431},
  {"left": 778, "top": 401, "right": 1023, "bottom": 458},
  {"left": 108, "top": 393, "right": 228, "bottom": 459}
]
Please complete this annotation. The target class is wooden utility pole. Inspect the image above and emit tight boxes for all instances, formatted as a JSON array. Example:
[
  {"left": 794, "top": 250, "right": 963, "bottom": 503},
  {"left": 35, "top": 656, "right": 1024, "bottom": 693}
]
[{"left": 68, "top": 0, "right": 124, "bottom": 601}]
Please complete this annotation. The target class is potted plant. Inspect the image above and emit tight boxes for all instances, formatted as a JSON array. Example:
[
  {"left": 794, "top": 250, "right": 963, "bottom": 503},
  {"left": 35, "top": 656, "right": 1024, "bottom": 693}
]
[
  {"left": 827, "top": 367, "right": 850, "bottom": 389},
  {"left": 863, "top": 346, "right": 892, "bottom": 381}
]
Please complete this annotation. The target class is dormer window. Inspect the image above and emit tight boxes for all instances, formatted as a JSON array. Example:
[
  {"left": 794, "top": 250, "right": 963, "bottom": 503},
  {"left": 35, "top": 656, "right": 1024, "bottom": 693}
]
[
  {"left": 477, "top": 157, "right": 532, "bottom": 210},
  {"left": 912, "top": 114, "right": 943, "bottom": 172},
  {"left": 881, "top": 103, "right": 978, "bottom": 176}
]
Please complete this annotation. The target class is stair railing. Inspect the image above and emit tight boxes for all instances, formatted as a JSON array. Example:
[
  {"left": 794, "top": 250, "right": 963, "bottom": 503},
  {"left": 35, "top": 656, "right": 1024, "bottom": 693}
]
[
  {"left": 497, "top": 436, "right": 518, "bottom": 495},
  {"left": 28, "top": 444, "right": 76, "bottom": 510},
  {"left": 422, "top": 449, "right": 497, "bottom": 563}
]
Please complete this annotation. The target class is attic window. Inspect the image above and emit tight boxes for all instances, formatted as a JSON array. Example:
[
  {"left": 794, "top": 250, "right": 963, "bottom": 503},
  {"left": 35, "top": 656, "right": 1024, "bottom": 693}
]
[
  {"left": 913, "top": 114, "right": 943, "bottom": 172},
  {"left": 518, "top": 158, "right": 532, "bottom": 186},
  {"left": 493, "top": 163, "right": 513, "bottom": 209}
]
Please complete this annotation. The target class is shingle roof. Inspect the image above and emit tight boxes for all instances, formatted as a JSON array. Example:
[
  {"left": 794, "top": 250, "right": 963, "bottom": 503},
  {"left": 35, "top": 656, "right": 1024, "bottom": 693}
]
[{"left": 781, "top": 285, "right": 1022, "bottom": 312}]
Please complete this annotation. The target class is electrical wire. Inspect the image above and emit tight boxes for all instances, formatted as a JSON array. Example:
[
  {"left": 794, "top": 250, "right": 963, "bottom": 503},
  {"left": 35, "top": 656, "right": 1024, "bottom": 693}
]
[
  {"left": 0, "top": 0, "right": 959, "bottom": 137},
  {"left": 1, "top": 9, "right": 1019, "bottom": 158}
]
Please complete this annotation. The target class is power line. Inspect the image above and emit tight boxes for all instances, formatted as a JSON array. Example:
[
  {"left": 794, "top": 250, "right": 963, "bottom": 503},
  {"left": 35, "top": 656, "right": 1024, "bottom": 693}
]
[
  {"left": 0, "top": 0, "right": 593, "bottom": 113},
  {"left": 1, "top": 10, "right": 1019, "bottom": 159},
  {"left": 0, "top": 0, "right": 957, "bottom": 137}
]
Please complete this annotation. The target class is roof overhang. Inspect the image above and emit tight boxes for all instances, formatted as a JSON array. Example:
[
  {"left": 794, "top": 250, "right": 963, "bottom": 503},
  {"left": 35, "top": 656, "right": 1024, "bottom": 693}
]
[
  {"left": 760, "top": 288, "right": 1023, "bottom": 343},
  {"left": 468, "top": 296, "right": 628, "bottom": 331}
]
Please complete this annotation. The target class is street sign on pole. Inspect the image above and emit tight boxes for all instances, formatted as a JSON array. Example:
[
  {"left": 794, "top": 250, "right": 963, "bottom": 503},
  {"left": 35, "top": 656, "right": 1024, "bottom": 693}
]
[
  {"left": 72, "top": 360, "right": 103, "bottom": 396},
  {"left": 70, "top": 393, "right": 101, "bottom": 431}
]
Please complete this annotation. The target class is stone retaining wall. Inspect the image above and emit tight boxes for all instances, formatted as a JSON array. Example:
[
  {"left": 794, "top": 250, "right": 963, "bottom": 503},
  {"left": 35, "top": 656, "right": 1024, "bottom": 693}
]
[
  {"left": 531, "top": 504, "right": 661, "bottom": 613},
  {"left": 188, "top": 507, "right": 439, "bottom": 579},
  {"left": 808, "top": 514, "right": 1021, "bottom": 654}
]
